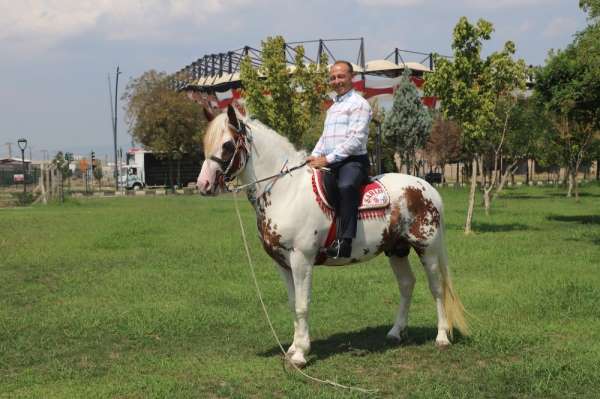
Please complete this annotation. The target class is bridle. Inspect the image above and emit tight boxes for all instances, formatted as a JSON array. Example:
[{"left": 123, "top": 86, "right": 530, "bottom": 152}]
[{"left": 209, "top": 120, "right": 250, "bottom": 188}]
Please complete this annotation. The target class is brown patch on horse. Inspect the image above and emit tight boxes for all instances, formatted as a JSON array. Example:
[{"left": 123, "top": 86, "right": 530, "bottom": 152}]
[
  {"left": 377, "top": 204, "right": 411, "bottom": 257},
  {"left": 255, "top": 191, "right": 289, "bottom": 269},
  {"left": 257, "top": 216, "right": 289, "bottom": 270},
  {"left": 404, "top": 186, "right": 440, "bottom": 241}
]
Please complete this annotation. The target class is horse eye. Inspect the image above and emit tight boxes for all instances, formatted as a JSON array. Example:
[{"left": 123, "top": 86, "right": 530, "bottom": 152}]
[{"left": 222, "top": 141, "right": 235, "bottom": 158}]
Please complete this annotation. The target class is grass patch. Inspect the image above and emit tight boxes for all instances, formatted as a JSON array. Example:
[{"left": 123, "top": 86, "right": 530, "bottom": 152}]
[{"left": 1, "top": 184, "right": 599, "bottom": 398}]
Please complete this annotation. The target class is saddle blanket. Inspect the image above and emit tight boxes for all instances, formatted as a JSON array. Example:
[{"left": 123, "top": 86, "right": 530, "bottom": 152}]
[{"left": 311, "top": 169, "right": 390, "bottom": 220}]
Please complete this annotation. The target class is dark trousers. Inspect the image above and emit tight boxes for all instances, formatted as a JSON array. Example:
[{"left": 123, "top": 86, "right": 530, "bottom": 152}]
[{"left": 323, "top": 154, "right": 369, "bottom": 240}]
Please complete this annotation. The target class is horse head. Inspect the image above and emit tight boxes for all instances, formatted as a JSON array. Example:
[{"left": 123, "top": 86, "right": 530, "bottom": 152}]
[{"left": 198, "top": 105, "right": 249, "bottom": 195}]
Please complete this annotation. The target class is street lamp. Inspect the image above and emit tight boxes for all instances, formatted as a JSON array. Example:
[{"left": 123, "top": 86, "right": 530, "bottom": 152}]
[{"left": 17, "top": 138, "right": 27, "bottom": 194}]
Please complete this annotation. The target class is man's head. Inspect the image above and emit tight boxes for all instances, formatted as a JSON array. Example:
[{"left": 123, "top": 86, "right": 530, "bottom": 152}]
[{"left": 329, "top": 60, "right": 354, "bottom": 97}]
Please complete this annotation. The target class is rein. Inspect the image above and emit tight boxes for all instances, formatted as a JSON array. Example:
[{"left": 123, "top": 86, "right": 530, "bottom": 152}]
[{"left": 231, "top": 160, "right": 308, "bottom": 193}]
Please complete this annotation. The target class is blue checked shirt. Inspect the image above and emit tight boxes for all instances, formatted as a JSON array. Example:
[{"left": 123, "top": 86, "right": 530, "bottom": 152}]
[{"left": 311, "top": 89, "right": 372, "bottom": 164}]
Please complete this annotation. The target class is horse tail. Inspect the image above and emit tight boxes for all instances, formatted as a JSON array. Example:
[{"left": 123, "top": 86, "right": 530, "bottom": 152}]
[{"left": 438, "top": 226, "right": 469, "bottom": 338}]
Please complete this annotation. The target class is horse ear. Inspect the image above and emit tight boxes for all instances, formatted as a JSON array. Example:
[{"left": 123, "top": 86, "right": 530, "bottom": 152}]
[
  {"left": 227, "top": 104, "right": 240, "bottom": 130},
  {"left": 203, "top": 106, "right": 216, "bottom": 122}
]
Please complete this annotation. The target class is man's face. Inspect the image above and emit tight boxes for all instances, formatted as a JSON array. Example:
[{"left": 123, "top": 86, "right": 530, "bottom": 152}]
[{"left": 329, "top": 63, "right": 353, "bottom": 96}]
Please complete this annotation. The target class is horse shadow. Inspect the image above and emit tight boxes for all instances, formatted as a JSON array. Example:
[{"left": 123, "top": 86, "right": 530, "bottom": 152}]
[
  {"left": 547, "top": 214, "right": 600, "bottom": 225},
  {"left": 258, "top": 325, "right": 468, "bottom": 364}
]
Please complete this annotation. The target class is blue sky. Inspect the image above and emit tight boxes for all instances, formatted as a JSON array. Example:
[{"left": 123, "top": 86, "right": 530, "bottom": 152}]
[{"left": 0, "top": 0, "right": 589, "bottom": 160}]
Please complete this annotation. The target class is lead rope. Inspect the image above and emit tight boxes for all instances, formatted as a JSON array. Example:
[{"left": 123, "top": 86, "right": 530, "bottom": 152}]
[{"left": 232, "top": 190, "right": 378, "bottom": 395}]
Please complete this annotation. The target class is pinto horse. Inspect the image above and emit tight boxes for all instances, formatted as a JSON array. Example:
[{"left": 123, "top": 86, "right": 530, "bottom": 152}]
[{"left": 198, "top": 105, "right": 468, "bottom": 368}]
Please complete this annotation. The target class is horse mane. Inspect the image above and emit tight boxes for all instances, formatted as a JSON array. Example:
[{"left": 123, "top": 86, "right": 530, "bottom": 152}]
[
  {"left": 203, "top": 113, "right": 230, "bottom": 158},
  {"left": 203, "top": 112, "right": 306, "bottom": 162}
]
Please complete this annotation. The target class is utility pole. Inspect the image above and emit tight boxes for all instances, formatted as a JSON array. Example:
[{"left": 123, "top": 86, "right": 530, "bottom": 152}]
[
  {"left": 41, "top": 149, "right": 48, "bottom": 161},
  {"left": 109, "top": 66, "right": 122, "bottom": 192}
]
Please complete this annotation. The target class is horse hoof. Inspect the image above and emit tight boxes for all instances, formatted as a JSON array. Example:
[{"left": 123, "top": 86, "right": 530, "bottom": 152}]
[
  {"left": 435, "top": 340, "right": 451, "bottom": 350},
  {"left": 287, "top": 353, "right": 307, "bottom": 369},
  {"left": 386, "top": 329, "right": 408, "bottom": 344}
]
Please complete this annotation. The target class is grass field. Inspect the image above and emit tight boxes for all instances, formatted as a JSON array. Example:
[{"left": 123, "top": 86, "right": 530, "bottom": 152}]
[{"left": 1, "top": 184, "right": 599, "bottom": 398}]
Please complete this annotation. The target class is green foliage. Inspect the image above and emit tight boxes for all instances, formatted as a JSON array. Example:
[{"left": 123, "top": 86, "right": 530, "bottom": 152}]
[
  {"left": 123, "top": 70, "right": 206, "bottom": 160},
  {"left": 503, "top": 96, "right": 548, "bottom": 164},
  {"left": 580, "top": 0, "right": 600, "bottom": 20},
  {"left": 534, "top": 40, "right": 600, "bottom": 178},
  {"left": 52, "top": 151, "right": 71, "bottom": 181},
  {"left": 382, "top": 68, "right": 432, "bottom": 172},
  {"left": 425, "top": 17, "right": 527, "bottom": 154},
  {"left": 240, "top": 36, "right": 329, "bottom": 149}
]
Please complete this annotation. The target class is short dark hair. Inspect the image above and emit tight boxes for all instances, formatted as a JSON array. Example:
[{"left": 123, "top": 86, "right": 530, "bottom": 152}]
[{"left": 333, "top": 60, "right": 353, "bottom": 74}]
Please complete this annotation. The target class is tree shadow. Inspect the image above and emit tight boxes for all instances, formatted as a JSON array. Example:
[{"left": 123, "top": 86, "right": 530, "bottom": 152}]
[
  {"left": 447, "top": 222, "right": 534, "bottom": 232},
  {"left": 500, "top": 194, "right": 547, "bottom": 200},
  {"left": 547, "top": 215, "right": 600, "bottom": 225},
  {"left": 547, "top": 192, "right": 600, "bottom": 198},
  {"left": 259, "top": 325, "right": 468, "bottom": 364}
]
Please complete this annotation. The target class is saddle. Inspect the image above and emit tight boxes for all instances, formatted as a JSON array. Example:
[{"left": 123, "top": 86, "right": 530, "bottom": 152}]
[{"left": 311, "top": 169, "right": 390, "bottom": 220}]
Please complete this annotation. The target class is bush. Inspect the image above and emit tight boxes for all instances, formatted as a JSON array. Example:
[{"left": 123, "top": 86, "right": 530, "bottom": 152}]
[{"left": 15, "top": 192, "right": 35, "bottom": 206}]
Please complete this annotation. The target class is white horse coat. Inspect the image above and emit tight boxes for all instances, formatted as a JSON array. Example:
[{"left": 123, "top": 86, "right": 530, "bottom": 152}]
[{"left": 198, "top": 107, "right": 468, "bottom": 367}]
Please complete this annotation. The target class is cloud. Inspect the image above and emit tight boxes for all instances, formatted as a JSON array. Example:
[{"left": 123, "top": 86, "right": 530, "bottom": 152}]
[
  {"left": 462, "top": 0, "right": 559, "bottom": 8},
  {"left": 0, "top": 0, "right": 253, "bottom": 50},
  {"left": 356, "top": 0, "right": 426, "bottom": 6},
  {"left": 542, "top": 16, "right": 579, "bottom": 38}
]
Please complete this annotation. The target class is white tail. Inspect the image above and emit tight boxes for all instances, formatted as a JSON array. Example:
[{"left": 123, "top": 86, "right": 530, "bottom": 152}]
[{"left": 438, "top": 235, "right": 469, "bottom": 338}]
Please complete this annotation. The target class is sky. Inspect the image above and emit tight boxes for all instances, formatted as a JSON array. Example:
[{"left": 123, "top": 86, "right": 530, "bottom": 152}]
[{"left": 0, "top": 0, "right": 590, "bottom": 161}]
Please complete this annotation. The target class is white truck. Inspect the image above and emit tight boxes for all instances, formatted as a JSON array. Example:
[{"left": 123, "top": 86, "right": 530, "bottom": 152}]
[{"left": 119, "top": 148, "right": 203, "bottom": 190}]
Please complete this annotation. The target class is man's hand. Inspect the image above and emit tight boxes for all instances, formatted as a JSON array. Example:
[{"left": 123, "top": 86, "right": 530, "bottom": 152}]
[{"left": 307, "top": 155, "right": 329, "bottom": 169}]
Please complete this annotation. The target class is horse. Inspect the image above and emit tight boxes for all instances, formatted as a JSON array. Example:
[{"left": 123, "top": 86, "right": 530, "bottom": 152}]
[{"left": 197, "top": 105, "right": 468, "bottom": 368}]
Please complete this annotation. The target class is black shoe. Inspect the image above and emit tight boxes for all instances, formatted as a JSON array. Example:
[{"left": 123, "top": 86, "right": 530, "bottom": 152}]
[{"left": 325, "top": 239, "right": 352, "bottom": 259}]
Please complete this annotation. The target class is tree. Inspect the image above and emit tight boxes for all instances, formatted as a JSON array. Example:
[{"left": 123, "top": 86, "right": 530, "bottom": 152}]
[
  {"left": 123, "top": 70, "right": 206, "bottom": 189},
  {"left": 382, "top": 68, "right": 432, "bottom": 174},
  {"left": 493, "top": 96, "right": 547, "bottom": 198},
  {"left": 425, "top": 17, "right": 526, "bottom": 232},
  {"left": 52, "top": 151, "right": 71, "bottom": 202},
  {"left": 423, "top": 114, "right": 462, "bottom": 183},
  {"left": 240, "top": 35, "right": 329, "bottom": 149},
  {"left": 93, "top": 160, "right": 103, "bottom": 190},
  {"left": 534, "top": 8, "right": 600, "bottom": 201}
]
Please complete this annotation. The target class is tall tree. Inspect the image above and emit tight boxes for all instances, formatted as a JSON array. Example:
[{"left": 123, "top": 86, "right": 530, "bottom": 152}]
[
  {"left": 382, "top": 68, "right": 432, "bottom": 174},
  {"left": 240, "top": 36, "right": 329, "bottom": 149},
  {"left": 122, "top": 70, "right": 206, "bottom": 189},
  {"left": 534, "top": 0, "right": 600, "bottom": 201},
  {"left": 425, "top": 17, "right": 526, "bottom": 232}
]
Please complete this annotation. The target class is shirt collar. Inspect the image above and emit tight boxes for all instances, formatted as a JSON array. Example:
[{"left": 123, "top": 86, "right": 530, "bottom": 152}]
[{"left": 335, "top": 89, "right": 354, "bottom": 103}]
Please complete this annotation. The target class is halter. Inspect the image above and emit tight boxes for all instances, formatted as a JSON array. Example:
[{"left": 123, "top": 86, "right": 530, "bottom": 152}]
[{"left": 209, "top": 120, "right": 250, "bottom": 186}]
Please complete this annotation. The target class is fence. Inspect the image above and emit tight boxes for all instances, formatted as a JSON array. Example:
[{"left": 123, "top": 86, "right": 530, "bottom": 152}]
[{"left": 0, "top": 167, "right": 40, "bottom": 187}]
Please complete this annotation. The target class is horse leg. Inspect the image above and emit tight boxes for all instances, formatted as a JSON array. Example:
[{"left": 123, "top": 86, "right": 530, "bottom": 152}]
[
  {"left": 277, "top": 267, "right": 297, "bottom": 357},
  {"left": 420, "top": 250, "right": 451, "bottom": 347},
  {"left": 288, "top": 251, "right": 313, "bottom": 368},
  {"left": 386, "top": 255, "right": 415, "bottom": 342}
]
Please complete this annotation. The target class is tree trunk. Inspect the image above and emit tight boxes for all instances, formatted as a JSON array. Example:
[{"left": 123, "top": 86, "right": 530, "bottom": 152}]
[
  {"left": 168, "top": 158, "right": 174, "bottom": 193},
  {"left": 596, "top": 158, "right": 599, "bottom": 181},
  {"left": 525, "top": 159, "right": 529, "bottom": 185},
  {"left": 465, "top": 156, "right": 478, "bottom": 235},
  {"left": 493, "top": 160, "right": 519, "bottom": 200},
  {"left": 441, "top": 162, "right": 446, "bottom": 184},
  {"left": 566, "top": 167, "right": 573, "bottom": 197},
  {"left": 393, "top": 152, "right": 402, "bottom": 173},
  {"left": 177, "top": 158, "right": 181, "bottom": 188}
]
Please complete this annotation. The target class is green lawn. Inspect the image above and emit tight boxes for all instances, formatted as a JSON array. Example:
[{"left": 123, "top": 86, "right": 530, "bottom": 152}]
[{"left": 1, "top": 184, "right": 599, "bottom": 398}]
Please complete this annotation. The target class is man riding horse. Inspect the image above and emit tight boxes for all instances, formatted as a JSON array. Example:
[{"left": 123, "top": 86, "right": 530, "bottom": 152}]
[{"left": 307, "top": 60, "right": 372, "bottom": 259}]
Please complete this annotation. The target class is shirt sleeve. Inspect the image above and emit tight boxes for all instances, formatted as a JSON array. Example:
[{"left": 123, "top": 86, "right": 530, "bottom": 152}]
[
  {"left": 325, "top": 101, "right": 372, "bottom": 164},
  {"left": 311, "top": 130, "right": 325, "bottom": 157}
]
